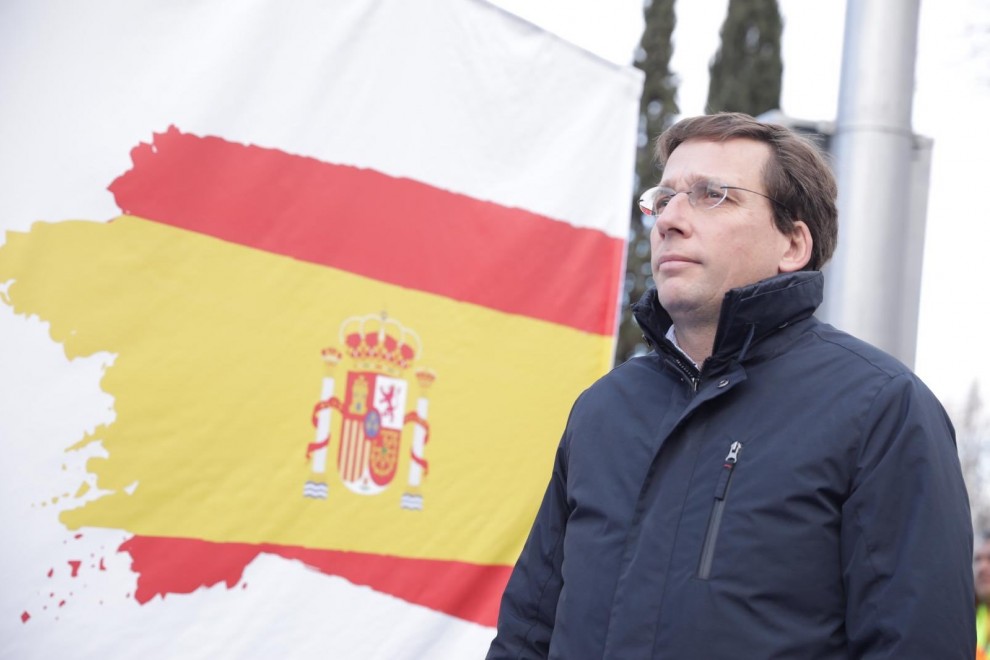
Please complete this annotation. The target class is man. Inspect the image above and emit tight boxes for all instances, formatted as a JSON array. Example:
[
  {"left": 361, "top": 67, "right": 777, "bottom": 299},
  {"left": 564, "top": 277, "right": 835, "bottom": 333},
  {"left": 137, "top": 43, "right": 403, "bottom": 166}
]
[
  {"left": 976, "top": 536, "right": 990, "bottom": 658},
  {"left": 487, "top": 113, "right": 974, "bottom": 658}
]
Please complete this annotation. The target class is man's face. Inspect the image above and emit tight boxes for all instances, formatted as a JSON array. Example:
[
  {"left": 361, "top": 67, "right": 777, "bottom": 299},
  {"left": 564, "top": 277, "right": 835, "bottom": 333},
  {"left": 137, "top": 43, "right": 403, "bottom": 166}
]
[
  {"left": 650, "top": 138, "right": 801, "bottom": 327},
  {"left": 974, "top": 538, "right": 990, "bottom": 603}
]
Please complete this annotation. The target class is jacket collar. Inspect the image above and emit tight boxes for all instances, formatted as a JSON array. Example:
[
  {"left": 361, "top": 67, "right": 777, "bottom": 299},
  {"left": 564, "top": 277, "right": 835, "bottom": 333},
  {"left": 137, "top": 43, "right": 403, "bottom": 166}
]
[{"left": 632, "top": 271, "right": 824, "bottom": 364}]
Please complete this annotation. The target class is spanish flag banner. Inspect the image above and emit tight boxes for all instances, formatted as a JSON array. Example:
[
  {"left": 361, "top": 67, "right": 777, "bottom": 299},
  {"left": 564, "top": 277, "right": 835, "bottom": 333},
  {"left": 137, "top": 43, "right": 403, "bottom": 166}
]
[{"left": 0, "top": 1, "right": 642, "bottom": 657}]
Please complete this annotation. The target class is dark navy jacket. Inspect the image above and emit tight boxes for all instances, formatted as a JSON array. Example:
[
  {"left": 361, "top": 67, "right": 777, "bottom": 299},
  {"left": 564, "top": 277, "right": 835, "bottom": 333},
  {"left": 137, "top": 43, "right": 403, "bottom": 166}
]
[{"left": 488, "top": 271, "right": 974, "bottom": 659}]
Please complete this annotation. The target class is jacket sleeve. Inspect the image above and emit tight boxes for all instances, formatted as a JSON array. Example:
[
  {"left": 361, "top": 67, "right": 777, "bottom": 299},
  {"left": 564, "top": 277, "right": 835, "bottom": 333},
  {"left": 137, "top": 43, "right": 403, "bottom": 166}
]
[
  {"left": 841, "top": 373, "right": 975, "bottom": 658},
  {"left": 486, "top": 435, "right": 570, "bottom": 659}
]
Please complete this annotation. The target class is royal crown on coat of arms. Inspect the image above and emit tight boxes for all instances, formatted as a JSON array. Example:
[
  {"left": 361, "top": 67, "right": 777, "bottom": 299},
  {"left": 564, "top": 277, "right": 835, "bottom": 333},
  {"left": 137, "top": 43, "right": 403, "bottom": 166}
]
[{"left": 303, "top": 312, "right": 434, "bottom": 510}]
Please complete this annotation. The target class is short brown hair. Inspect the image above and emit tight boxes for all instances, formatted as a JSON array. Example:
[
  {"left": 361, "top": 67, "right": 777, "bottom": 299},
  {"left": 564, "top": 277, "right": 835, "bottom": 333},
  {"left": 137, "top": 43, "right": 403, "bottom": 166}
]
[{"left": 655, "top": 112, "right": 838, "bottom": 271}]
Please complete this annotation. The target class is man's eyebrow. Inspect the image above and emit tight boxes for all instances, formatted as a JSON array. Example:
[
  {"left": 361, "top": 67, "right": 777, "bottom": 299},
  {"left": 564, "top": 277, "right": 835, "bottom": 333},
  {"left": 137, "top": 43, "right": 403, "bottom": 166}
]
[{"left": 657, "top": 173, "right": 717, "bottom": 188}]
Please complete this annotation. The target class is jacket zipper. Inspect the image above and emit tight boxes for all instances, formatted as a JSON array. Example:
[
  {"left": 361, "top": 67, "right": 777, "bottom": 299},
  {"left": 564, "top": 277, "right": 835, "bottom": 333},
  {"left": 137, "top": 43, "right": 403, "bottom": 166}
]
[
  {"left": 697, "top": 441, "right": 743, "bottom": 580},
  {"left": 668, "top": 355, "right": 700, "bottom": 392}
]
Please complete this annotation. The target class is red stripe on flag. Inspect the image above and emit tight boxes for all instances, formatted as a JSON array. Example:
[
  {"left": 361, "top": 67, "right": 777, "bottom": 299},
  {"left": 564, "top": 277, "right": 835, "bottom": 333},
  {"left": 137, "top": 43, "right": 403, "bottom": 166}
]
[
  {"left": 109, "top": 127, "right": 624, "bottom": 335},
  {"left": 119, "top": 535, "right": 511, "bottom": 627}
]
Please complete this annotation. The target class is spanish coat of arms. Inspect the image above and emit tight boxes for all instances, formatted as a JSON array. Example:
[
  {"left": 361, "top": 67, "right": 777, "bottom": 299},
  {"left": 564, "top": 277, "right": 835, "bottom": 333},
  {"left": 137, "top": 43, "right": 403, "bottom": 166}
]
[{"left": 303, "top": 313, "right": 434, "bottom": 510}]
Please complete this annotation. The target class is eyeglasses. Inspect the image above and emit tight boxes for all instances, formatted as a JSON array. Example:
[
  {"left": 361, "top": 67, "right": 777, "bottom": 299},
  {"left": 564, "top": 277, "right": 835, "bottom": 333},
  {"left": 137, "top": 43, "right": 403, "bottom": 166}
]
[{"left": 639, "top": 180, "right": 788, "bottom": 216}]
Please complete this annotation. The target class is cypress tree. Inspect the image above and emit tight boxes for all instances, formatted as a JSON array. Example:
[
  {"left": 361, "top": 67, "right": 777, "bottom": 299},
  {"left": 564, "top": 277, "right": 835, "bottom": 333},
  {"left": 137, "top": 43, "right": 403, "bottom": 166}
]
[{"left": 707, "top": 0, "right": 783, "bottom": 116}]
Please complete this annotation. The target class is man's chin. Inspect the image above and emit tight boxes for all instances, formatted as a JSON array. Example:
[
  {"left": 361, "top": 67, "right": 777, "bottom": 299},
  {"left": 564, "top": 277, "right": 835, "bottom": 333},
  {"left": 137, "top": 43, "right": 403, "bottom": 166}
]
[
  {"left": 656, "top": 287, "right": 701, "bottom": 318},
  {"left": 655, "top": 282, "right": 689, "bottom": 310}
]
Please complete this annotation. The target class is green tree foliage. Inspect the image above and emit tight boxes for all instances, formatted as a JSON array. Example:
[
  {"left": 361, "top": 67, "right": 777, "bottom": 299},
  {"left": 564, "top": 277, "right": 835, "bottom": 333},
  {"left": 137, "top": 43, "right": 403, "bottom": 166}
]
[
  {"left": 614, "top": 0, "right": 678, "bottom": 364},
  {"left": 707, "top": 0, "right": 783, "bottom": 115}
]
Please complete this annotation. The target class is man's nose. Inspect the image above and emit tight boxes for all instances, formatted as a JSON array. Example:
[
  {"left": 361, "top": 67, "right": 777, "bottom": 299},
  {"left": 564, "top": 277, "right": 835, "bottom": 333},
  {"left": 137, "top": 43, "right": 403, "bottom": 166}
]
[{"left": 654, "top": 193, "right": 693, "bottom": 235}]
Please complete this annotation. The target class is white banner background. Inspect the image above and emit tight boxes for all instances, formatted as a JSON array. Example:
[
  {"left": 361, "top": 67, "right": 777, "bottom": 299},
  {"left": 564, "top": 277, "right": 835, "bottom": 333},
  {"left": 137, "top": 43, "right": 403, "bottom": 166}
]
[{"left": 0, "top": 1, "right": 642, "bottom": 657}]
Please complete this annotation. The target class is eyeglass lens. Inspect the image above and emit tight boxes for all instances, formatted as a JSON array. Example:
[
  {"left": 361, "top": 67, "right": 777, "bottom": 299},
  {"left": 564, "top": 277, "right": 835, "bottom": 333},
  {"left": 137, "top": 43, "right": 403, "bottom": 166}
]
[{"left": 639, "top": 181, "right": 728, "bottom": 216}]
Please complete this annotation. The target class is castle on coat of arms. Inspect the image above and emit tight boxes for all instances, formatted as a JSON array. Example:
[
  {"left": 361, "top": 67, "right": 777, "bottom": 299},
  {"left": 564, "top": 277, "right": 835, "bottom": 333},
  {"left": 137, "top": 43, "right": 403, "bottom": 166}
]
[{"left": 303, "top": 312, "right": 434, "bottom": 510}]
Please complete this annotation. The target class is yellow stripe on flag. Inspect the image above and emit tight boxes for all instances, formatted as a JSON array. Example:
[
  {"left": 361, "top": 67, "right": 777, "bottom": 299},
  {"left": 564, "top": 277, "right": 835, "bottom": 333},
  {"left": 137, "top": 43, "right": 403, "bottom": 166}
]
[{"left": 2, "top": 216, "right": 611, "bottom": 566}]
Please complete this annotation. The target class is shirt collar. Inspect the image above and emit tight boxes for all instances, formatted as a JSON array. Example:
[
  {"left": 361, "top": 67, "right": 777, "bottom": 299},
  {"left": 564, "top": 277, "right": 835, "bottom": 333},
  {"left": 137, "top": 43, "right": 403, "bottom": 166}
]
[{"left": 664, "top": 324, "right": 699, "bottom": 368}]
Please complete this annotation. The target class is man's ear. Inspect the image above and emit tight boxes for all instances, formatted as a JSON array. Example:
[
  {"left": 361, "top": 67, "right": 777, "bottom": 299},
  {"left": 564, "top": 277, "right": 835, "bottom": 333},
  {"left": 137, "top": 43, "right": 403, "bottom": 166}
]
[{"left": 779, "top": 220, "right": 813, "bottom": 273}]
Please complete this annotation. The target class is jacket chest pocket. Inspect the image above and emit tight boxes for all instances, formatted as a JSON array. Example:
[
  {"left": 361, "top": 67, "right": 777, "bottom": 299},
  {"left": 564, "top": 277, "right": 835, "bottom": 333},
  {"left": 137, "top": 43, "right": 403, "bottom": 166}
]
[{"left": 697, "top": 441, "right": 743, "bottom": 580}]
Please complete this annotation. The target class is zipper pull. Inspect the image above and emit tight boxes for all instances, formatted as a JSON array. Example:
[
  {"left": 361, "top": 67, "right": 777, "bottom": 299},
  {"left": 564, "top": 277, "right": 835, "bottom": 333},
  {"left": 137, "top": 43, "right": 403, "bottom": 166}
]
[
  {"left": 714, "top": 441, "right": 743, "bottom": 500},
  {"left": 725, "top": 441, "right": 742, "bottom": 465}
]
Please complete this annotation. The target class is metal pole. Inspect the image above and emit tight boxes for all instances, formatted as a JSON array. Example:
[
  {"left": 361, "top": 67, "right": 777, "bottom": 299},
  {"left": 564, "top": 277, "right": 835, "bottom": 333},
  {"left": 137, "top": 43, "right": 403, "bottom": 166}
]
[{"left": 829, "top": 0, "right": 924, "bottom": 366}]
